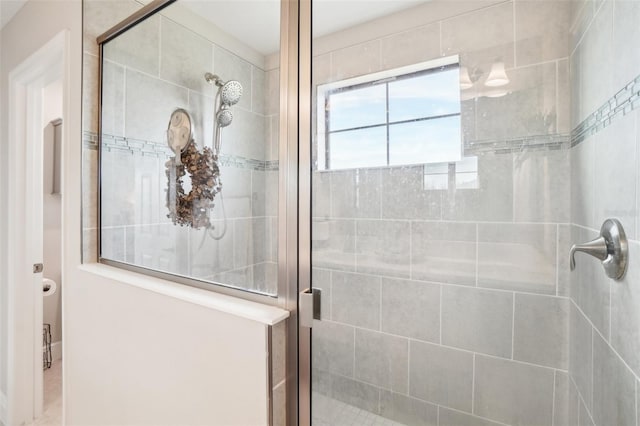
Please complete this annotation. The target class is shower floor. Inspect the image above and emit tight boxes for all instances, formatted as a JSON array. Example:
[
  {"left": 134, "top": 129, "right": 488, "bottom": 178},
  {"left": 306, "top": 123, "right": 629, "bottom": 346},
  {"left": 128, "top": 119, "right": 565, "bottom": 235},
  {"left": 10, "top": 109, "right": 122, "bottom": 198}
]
[{"left": 312, "top": 393, "right": 405, "bottom": 426}]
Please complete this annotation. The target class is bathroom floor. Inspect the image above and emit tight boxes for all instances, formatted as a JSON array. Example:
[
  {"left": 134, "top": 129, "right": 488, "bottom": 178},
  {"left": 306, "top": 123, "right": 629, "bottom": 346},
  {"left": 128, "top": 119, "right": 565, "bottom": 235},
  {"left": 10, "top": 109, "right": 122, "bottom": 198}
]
[
  {"left": 30, "top": 360, "right": 62, "bottom": 426},
  {"left": 312, "top": 393, "right": 405, "bottom": 426}
]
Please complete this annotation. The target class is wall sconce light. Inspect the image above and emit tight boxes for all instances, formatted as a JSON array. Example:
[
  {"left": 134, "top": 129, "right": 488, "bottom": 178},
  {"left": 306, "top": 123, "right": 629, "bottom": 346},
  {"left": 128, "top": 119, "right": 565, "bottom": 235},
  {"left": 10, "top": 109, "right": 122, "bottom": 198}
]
[
  {"left": 485, "top": 61, "right": 509, "bottom": 87},
  {"left": 460, "top": 67, "right": 474, "bottom": 90}
]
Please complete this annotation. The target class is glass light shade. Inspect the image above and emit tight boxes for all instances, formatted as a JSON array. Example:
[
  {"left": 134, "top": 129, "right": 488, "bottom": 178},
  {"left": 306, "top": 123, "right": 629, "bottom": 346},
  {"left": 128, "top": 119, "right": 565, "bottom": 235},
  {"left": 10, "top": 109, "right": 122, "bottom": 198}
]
[
  {"left": 459, "top": 66, "right": 474, "bottom": 90},
  {"left": 485, "top": 61, "right": 509, "bottom": 87}
]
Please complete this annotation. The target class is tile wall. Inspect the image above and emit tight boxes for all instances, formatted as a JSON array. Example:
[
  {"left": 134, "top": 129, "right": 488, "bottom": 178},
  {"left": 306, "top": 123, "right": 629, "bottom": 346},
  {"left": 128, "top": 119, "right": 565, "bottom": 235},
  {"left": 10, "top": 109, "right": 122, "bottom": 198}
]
[
  {"left": 82, "top": 0, "right": 279, "bottom": 295},
  {"left": 569, "top": 0, "right": 640, "bottom": 425},
  {"left": 311, "top": 1, "right": 575, "bottom": 425}
]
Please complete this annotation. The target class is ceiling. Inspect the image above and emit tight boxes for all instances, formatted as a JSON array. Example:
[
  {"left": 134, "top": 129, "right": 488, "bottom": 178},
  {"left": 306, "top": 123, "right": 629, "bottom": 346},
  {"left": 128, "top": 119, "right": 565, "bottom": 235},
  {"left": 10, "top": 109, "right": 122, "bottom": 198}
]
[
  {"left": 1, "top": 0, "right": 28, "bottom": 29},
  {"left": 182, "top": 0, "right": 425, "bottom": 56}
]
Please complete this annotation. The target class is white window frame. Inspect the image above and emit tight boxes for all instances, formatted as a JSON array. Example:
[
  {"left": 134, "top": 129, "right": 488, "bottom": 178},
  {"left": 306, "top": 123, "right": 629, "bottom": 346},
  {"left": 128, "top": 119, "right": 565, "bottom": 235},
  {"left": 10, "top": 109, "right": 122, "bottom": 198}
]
[{"left": 316, "top": 54, "right": 461, "bottom": 171}]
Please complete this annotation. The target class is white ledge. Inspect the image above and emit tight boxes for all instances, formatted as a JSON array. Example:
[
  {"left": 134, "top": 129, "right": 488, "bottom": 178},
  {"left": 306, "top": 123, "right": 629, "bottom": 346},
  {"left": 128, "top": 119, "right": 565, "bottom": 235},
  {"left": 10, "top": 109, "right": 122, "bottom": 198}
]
[{"left": 77, "top": 263, "right": 290, "bottom": 326}]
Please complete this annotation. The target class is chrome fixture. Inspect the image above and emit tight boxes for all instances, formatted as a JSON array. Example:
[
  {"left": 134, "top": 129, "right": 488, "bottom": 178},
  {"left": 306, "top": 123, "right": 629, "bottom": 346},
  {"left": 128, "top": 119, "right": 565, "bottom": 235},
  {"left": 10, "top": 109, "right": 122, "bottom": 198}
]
[
  {"left": 205, "top": 72, "right": 243, "bottom": 106},
  {"left": 570, "top": 218, "right": 628, "bottom": 280}
]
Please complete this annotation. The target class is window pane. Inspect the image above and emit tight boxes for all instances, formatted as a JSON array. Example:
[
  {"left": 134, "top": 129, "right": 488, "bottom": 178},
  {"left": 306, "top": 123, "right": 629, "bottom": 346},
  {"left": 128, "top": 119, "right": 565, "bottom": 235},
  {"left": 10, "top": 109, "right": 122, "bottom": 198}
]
[
  {"left": 389, "top": 116, "right": 461, "bottom": 166},
  {"left": 328, "top": 84, "right": 387, "bottom": 131},
  {"left": 388, "top": 68, "right": 461, "bottom": 122},
  {"left": 329, "top": 127, "right": 387, "bottom": 169}
]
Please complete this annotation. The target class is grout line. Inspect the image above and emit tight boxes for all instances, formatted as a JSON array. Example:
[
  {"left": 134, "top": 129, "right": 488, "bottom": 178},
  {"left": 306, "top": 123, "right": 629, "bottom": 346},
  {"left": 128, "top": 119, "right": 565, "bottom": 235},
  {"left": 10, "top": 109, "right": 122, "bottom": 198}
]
[
  {"left": 315, "top": 268, "right": 568, "bottom": 300},
  {"left": 471, "top": 353, "right": 476, "bottom": 414},
  {"left": 552, "top": 370, "right": 557, "bottom": 426},
  {"left": 475, "top": 223, "right": 479, "bottom": 287},
  {"left": 590, "top": 327, "right": 594, "bottom": 411},
  {"left": 556, "top": 223, "right": 560, "bottom": 296},
  {"left": 407, "top": 340, "right": 411, "bottom": 397},
  {"left": 332, "top": 317, "right": 567, "bottom": 372},
  {"left": 439, "top": 284, "right": 443, "bottom": 345},
  {"left": 511, "top": 293, "right": 516, "bottom": 360},
  {"left": 409, "top": 221, "right": 413, "bottom": 280}
]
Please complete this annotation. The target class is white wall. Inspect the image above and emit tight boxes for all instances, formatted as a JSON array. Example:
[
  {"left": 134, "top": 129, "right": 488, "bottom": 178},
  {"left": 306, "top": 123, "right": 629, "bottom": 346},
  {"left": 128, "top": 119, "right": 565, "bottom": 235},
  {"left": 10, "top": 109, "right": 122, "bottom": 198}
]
[
  {"left": 0, "top": 0, "right": 82, "bottom": 421},
  {"left": 1, "top": 1, "right": 286, "bottom": 425}
]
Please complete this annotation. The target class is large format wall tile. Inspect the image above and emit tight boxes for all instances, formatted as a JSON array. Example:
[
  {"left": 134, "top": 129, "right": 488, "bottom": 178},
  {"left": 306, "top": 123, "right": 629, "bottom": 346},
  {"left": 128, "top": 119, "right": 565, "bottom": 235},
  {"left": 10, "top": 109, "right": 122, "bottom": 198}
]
[
  {"left": 612, "top": 0, "right": 640, "bottom": 89},
  {"left": 354, "top": 329, "right": 408, "bottom": 393},
  {"left": 213, "top": 46, "right": 252, "bottom": 111},
  {"left": 592, "top": 331, "right": 636, "bottom": 426},
  {"left": 331, "top": 271, "right": 381, "bottom": 330},
  {"left": 478, "top": 223, "right": 557, "bottom": 294},
  {"left": 409, "top": 341, "right": 473, "bottom": 412},
  {"left": 474, "top": 355, "right": 555, "bottom": 426},
  {"left": 440, "top": 2, "right": 514, "bottom": 69},
  {"left": 381, "top": 278, "right": 440, "bottom": 342},
  {"left": 442, "top": 153, "right": 513, "bottom": 222},
  {"left": 355, "top": 220, "right": 411, "bottom": 278},
  {"left": 379, "top": 391, "right": 438, "bottom": 426},
  {"left": 475, "top": 63, "right": 557, "bottom": 140},
  {"left": 330, "top": 169, "right": 381, "bottom": 219},
  {"left": 441, "top": 286, "right": 513, "bottom": 357},
  {"left": 380, "top": 166, "right": 441, "bottom": 220},
  {"left": 610, "top": 240, "right": 640, "bottom": 379},
  {"left": 313, "top": 370, "right": 380, "bottom": 414},
  {"left": 312, "top": 320, "right": 355, "bottom": 377},
  {"left": 593, "top": 117, "right": 638, "bottom": 240},
  {"left": 513, "top": 294, "right": 569, "bottom": 369},
  {"left": 160, "top": 17, "right": 214, "bottom": 96},
  {"left": 514, "top": 0, "right": 570, "bottom": 66},
  {"left": 104, "top": 14, "right": 160, "bottom": 76},
  {"left": 124, "top": 69, "right": 188, "bottom": 143},
  {"left": 380, "top": 24, "right": 440, "bottom": 70},
  {"left": 569, "top": 302, "right": 593, "bottom": 413},
  {"left": 411, "top": 222, "right": 476, "bottom": 286},
  {"left": 513, "top": 149, "right": 570, "bottom": 224}
]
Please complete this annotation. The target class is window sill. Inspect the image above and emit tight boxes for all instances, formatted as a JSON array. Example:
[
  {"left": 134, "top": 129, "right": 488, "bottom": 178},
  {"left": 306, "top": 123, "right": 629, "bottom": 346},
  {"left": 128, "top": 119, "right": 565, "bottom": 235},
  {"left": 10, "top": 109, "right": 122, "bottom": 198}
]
[{"left": 77, "top": 263, "right": 290, "bottom": 326}]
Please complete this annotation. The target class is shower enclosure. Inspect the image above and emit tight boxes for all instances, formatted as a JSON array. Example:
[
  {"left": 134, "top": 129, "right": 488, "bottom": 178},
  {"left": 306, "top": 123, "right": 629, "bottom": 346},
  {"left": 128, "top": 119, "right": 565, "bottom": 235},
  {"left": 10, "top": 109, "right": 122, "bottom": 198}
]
[{"left": 87, "top": 0, "right": 640, "bottom": 424}]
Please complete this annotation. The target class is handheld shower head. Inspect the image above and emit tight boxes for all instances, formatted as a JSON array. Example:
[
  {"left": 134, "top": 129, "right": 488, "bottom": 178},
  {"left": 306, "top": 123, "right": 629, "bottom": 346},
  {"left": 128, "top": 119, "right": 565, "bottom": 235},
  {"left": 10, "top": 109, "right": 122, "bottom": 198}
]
[
  {"left": 216, "top": 108, "right": 233, "bottom": 128},
  {"left": 220, "top": 80, "right": 243, "bottom": 106}
]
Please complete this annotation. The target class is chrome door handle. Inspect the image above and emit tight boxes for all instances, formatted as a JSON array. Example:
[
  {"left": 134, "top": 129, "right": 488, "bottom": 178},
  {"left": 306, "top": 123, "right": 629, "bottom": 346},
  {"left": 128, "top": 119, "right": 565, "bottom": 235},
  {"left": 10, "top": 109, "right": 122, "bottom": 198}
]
[{"left": 570, "top": 219, "right": 628, "bottom": 280}]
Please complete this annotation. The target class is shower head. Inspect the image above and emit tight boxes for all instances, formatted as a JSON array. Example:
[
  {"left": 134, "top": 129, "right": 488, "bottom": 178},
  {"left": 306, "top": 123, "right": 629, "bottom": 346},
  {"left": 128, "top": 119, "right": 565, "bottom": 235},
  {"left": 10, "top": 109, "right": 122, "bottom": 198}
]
[
  {"left": 216, "top": 108, "right": 233, "bottom": 128},
  {"left": 220, "top": 80, "right": 243, "bottom": 106}
]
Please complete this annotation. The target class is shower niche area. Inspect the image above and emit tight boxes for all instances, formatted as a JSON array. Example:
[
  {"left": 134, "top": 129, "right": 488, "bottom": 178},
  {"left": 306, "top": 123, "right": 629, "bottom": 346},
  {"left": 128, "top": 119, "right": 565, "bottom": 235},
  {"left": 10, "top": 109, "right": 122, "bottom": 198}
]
[{"left": 96, "top": 0, "right": 280, "bottom": 295}]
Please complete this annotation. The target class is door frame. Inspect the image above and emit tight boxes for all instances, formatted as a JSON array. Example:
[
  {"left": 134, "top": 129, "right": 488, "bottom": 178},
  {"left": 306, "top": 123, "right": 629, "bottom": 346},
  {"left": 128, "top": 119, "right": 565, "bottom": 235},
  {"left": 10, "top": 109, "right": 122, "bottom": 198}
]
[
  {"left": 6, "top": 30, "right": 68, "bottom": 426},
  {"left": 295, "top": 0, "right": 312, "bottom": 424}
]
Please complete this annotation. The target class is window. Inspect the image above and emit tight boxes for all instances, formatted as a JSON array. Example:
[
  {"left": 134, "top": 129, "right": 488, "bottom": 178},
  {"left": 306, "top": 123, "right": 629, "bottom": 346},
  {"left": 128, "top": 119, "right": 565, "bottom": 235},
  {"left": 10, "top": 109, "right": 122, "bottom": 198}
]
[{"left": 317, "top": 56, "right": 462, "bottom": 170}]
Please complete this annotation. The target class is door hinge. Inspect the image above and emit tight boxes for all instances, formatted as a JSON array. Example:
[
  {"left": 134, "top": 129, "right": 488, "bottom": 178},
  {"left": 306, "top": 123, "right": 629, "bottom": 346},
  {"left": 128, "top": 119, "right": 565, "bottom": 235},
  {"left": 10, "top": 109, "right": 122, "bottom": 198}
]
[
  {"left": 299, "top": 287, "right": 321, "bottom": 328},
  {"left": 33, "top": 263, "right": 44, "bottom": 273}
]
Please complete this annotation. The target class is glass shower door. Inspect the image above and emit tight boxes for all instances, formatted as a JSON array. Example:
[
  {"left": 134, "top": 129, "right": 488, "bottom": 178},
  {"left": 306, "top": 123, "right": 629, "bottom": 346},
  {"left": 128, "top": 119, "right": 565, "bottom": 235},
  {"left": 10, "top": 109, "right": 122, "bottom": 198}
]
[{"left": 307, "top": 0, "right": 571, "bottom": 425}]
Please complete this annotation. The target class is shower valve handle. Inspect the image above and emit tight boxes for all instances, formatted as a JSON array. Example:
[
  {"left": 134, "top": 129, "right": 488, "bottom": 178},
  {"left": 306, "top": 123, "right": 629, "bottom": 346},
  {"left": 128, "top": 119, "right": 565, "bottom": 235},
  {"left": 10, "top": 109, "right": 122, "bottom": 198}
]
[{"left": 569, "top": 218, "right": 628, "bottom": 280}]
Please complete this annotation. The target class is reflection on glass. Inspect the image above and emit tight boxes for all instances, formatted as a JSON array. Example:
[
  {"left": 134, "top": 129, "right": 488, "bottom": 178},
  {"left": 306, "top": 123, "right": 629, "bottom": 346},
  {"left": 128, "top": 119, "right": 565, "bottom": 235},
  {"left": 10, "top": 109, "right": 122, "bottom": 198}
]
[
  {"left": 328, "top": 84, "right": 386, "bottom": 131},
  {"left": 328, "top": 126, "right": 387, "bottom": 169},
  {"left": 98, "top": 0, "right": 280, "bottom": 296},
  {"left": 389, "top": 116, "right": 461, "bottom": 165},
  {"left": 388, "top": 68, "right": 461, "bottom": 122}
]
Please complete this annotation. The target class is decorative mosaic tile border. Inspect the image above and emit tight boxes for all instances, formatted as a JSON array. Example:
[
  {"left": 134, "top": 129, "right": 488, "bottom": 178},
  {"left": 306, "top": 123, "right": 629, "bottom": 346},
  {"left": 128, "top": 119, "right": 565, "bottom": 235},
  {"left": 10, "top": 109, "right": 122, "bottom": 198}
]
[
  {"left": 83, "top": 131, "right": 279, "bottom": 171},
  {"left": 465, "top": 133, "right": 570, "bottom": 155},
  {"left": 572, "top": 74, "right": 640, "bottom": 146}
]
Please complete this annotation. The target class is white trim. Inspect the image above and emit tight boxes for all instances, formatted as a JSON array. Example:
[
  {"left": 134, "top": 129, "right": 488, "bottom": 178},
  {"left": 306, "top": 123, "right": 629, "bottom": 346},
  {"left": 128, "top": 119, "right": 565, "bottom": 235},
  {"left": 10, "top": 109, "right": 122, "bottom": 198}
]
[
  {"left": 6, "top": 30, "right": 67, "bottom": 426},
  {"left": 78, "top": 264, "right": 290, "bottom": 325}
]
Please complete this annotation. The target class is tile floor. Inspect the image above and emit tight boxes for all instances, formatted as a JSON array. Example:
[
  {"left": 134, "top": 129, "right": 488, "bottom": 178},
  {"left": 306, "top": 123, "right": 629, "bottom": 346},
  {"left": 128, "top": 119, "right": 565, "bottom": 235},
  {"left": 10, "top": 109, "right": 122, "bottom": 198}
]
[
  {"left": 312, "top": 393, "right": 405, "bottom": 426},
  {"left": 30, "top": 360, "right": 62, "bottom": 426}
]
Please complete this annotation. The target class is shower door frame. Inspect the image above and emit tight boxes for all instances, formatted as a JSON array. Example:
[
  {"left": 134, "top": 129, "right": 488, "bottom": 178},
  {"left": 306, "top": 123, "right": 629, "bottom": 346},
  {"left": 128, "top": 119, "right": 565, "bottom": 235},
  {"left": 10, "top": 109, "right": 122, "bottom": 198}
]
[{"left": 296, "top": 0, "right": 313, "bottom": 423}]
